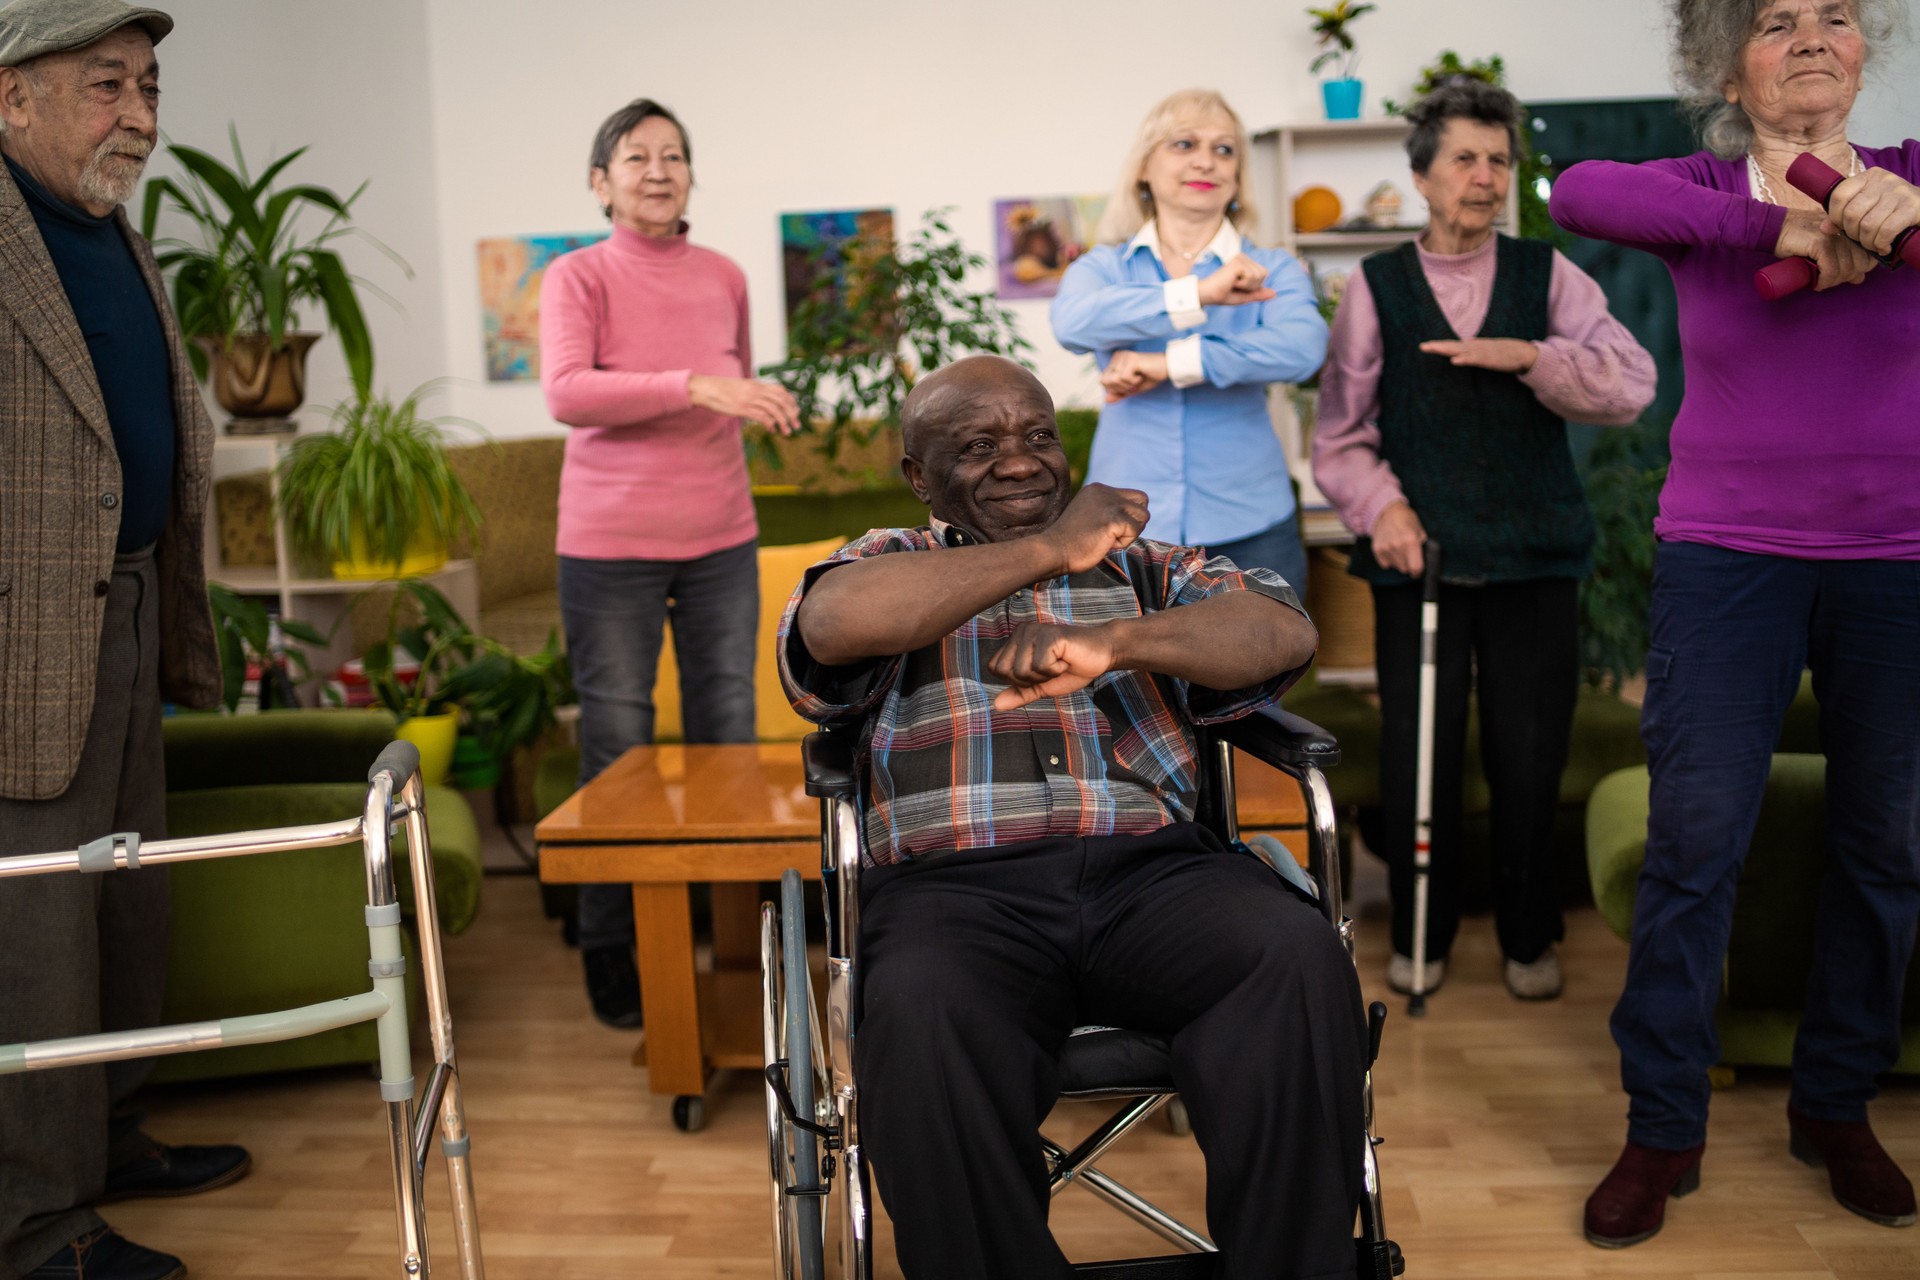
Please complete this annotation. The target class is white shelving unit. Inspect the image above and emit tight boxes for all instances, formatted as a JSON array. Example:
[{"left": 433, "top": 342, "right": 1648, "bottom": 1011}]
[
  {"left": 1251, "top": 117, "right": 1519, "bottom": 257},
  {"left": 205, "top": 432, "right": 480, "bottom": 693}
]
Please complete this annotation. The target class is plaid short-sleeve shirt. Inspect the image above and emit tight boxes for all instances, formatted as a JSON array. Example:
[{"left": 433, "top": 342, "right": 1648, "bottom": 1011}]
[{"left": 777, "top": 526, "right": 1308, "bottom": 866}]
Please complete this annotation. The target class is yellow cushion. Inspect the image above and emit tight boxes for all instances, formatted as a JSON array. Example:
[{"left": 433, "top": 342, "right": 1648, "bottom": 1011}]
[{"left": 653, "top": 536, "right": 849, "bottom": 743}]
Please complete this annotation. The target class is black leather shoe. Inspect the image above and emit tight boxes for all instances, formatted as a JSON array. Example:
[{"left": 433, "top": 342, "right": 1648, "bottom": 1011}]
[
  {"left": 583, "top": 945, "right": 643, "bottom": 1029},
  {"left": 99, "top": 1142, "right": 251, "bottom": 1204},
  {"left": 25, "top": 1227, "right": 185, "bottom": 1279}
]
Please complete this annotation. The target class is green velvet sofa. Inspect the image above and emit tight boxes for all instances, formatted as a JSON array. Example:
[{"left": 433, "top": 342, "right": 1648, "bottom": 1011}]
[
  {"left": 1586, "top": 752, "right": 1920, "bottom": 1074},
  {"left": 153, "top": 710, "right": 483, "bottom": 1082}
]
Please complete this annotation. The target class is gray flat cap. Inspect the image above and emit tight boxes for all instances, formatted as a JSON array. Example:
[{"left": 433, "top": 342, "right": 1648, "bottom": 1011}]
[{"left": 0, "top": 0, "right": 172, "bottom": 67}]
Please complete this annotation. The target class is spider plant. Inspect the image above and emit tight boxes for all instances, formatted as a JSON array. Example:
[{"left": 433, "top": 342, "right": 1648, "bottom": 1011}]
[{"left": 275, "top": 386, "right": 484, "bottom": 574}]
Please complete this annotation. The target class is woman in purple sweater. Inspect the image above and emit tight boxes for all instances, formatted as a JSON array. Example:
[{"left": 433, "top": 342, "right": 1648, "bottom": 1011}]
[
  {"left": 540, "top": 99, "right": 798, "bottom": 1028},
  {"left": 1551, "top": 0, "right": 1920, "bottom": 1249}
]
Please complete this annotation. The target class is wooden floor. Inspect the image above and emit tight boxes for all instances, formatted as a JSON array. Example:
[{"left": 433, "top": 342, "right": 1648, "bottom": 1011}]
[{"left": 112, "top": 863, "right": 1919, "bottom": 1279}]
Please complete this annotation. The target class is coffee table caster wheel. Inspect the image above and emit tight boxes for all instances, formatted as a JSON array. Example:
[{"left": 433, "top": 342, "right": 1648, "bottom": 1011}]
[
  {"left": 1164, "top": 1096, "right": 1191, "bottom": 1137},
  {"left": 673, "top": 1095, "right": 706, "bottom": 1132}
]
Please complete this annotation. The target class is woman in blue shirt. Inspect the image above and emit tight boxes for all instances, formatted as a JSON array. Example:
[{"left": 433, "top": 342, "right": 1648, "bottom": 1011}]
[{"left": 1051, "top": 89, "right": 1328, "bottom": 592}]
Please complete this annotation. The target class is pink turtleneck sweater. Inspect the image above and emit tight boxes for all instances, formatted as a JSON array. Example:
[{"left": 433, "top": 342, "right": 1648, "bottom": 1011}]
[
  {"left": 539, "top": 222, "right": 758, "bottom": 560},
  {"left": 1313, "top": 236, "right": 1656, "bottom": 539}
]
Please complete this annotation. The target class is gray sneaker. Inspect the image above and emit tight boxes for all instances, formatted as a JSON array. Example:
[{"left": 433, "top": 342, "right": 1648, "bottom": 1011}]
[{"left": 1504, "top": 947, "right": 1564, "bottom": 1000}]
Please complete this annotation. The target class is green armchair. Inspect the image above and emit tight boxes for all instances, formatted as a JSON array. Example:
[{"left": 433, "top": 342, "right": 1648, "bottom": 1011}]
[
  {"left": 154, "top": 710, "right": 483, "bottom": 1082},
  {"left": 1280, "top": 668, "right": 1648, "bottom": 897},
  {"left": 1586, "top": 753, "right": 1920, "bottom": 1073}
]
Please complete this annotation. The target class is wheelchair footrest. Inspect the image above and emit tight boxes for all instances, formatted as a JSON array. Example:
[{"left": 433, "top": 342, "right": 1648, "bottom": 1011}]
[{"left": 1071, "top": 1254, "right": 1215, "bottom": 1279}]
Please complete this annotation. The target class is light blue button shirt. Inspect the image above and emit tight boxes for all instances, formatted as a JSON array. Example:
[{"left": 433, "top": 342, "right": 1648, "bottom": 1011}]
[{"left": 1050, "top": 222, "right": 1327, "bottom": 546}]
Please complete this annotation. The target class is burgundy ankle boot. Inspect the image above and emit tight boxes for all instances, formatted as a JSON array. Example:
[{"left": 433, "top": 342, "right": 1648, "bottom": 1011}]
[
  {"left": 1788, "top": 1106, "right": 1917, "bottom": 1227},
  {"left": 1584, "top": 1140, "right": 1705, "bottom": 1247}
]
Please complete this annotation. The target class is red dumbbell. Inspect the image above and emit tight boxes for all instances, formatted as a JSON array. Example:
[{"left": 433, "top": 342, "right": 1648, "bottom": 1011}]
[{"left": 1753, "top": 153, "right": 1920, "bottom": 300}]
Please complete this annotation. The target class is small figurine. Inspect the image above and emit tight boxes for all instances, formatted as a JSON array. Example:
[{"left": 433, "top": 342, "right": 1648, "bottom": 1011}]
[{"left": 1365, "top": 181, "right": 1404, "bottom": 228}]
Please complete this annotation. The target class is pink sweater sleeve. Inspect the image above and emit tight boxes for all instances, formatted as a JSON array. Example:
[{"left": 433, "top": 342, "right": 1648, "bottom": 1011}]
[
  {"left": 1310, "top": 270, "right": 1405, "bottom": 538},
  {"left": 1518, "top": 251, "right": 1658, "bottom": 427},
  {"left": 539, "top": 255, "right": 695, "bottom": 428}
]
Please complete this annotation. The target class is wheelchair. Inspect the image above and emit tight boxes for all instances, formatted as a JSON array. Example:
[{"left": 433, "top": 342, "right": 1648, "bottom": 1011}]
[{"left": 761, "top": 705, "right": 1401, "bottom": 1279}]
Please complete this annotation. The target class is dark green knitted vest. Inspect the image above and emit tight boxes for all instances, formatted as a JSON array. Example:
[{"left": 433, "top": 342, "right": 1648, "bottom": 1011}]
[{"left": 1348, "top": 236, "right": 1593, "bottom": 586}]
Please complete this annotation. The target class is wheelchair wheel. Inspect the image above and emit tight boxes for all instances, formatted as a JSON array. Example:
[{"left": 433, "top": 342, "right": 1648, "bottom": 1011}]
[{"left": 762, "top": 871, "right": 827, "bottom": 1280}]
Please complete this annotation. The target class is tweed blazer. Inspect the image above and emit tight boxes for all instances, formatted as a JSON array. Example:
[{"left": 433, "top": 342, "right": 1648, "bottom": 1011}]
[{"left": 0, "top": 160, "right": 218, "bottom": 801}]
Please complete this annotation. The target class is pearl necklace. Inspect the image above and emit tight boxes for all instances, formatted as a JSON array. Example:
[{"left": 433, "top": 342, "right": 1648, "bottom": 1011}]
[{"left": 1747, "top": 147, "right": 1862, "bottom": 205}]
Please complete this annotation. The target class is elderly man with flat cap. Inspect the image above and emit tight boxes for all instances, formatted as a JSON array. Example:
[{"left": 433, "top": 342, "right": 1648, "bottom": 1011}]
[
  {"left": 778, "top": 354, "right": 1369, "bottom": 1280},
  {"left": 0, "top": 1, "right": 243, "bottom": 1277}
]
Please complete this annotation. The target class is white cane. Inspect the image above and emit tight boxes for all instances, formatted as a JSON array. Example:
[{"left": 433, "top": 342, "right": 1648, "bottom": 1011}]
[{"left": 1409, "top": 540, "right": 1442, "bottom": 1018}]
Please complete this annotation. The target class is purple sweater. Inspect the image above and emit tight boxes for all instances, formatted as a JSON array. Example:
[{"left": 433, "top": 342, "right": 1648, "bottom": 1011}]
[{"left": 1551, "top": 142, "right": 1920, "bottom": 559}]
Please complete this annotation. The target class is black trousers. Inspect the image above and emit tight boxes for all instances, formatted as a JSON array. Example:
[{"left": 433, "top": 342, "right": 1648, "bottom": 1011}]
[
  {"left": 1371, "top": 577, "right": 1579, "bottom": 965},
  {"left": 855, "top": 823, "right": 1367, "bottom": 1280}
]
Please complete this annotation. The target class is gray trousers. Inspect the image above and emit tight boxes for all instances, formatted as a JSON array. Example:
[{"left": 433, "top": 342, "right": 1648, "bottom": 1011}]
[
  {"left": 557, "top": 541, "right": 759, "bottom": 951},
  {"left": 0, "top": 547, "right": 169, "bottom": 1277}
]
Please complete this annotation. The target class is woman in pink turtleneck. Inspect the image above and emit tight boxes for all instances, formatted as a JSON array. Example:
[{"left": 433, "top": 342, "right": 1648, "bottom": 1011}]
[{"left": 539, "top": 98, "right": 797, "bottom": 1029}]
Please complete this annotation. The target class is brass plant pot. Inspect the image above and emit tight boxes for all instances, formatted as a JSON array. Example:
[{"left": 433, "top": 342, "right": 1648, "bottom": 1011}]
[{"left": 199, "top": 332, "right": 320, "bottom": 434}]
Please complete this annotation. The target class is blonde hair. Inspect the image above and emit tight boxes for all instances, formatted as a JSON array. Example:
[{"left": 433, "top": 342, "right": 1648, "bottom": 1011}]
[{"left": 1094, "top": 89, "right": 1260, "bottom": 245}]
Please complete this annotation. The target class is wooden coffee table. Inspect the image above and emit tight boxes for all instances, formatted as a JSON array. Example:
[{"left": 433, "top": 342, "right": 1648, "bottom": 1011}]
[
  {"left": 535, "top": 743, "right": 818, "bottom": 1130},
  {"left": 535, "top": 740, "right": 1310, "bottom": 1130}
]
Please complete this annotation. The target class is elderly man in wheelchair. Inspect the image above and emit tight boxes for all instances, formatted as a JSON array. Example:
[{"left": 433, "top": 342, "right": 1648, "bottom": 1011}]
[{"left": 762, "top": 355, "right": 1395, "bottom": 1280}]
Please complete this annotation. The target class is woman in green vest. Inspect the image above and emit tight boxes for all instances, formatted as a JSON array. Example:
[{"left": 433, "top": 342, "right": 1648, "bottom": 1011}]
[{"left": 1312, "top": 78, "right": 1656, "bottom": 1001}]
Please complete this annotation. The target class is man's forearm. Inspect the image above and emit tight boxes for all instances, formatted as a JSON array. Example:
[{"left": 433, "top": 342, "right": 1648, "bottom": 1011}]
[
  {"left": 1104, "top": 592, "right": 1315, "bottom": 691},
  {"left": 798, "top": 537, "right": 1062, "bottom": 665}
]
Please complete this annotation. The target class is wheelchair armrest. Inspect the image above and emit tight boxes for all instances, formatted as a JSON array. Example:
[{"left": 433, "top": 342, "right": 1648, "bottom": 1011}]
[
  {"left": 1213, "top": 704, "right": 1341, "bottom": 771},
  {"left": 802, "top": 731, "right": 858, "bottom": 799}
]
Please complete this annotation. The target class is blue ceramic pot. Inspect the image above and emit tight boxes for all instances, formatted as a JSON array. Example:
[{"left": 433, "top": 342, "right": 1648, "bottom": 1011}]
[{"left": 1322, "top": 79, "right": 1363, "bottom": 120}]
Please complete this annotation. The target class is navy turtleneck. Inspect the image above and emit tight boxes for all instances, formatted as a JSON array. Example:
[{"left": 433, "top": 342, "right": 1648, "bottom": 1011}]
[{"left": 6, "top": 153, "right": 174, "bottom": 552}]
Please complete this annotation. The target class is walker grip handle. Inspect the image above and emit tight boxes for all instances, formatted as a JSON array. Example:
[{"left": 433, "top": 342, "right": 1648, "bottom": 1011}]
[{"left": 368, "top": 740, "right": 421, "bottom": 789}]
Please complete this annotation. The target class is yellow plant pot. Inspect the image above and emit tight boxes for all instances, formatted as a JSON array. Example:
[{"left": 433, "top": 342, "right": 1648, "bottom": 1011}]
[
  {"left": 394, "top": 710, "right": 458, "bottom": 788},
  {"left": 331, "top": 525, "right": 449, "bottom": 581}
]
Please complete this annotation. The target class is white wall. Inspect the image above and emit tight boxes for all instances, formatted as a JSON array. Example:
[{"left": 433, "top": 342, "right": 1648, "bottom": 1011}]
[{"left": 142, "top": 0, "right": 1920, "bottom": 438}]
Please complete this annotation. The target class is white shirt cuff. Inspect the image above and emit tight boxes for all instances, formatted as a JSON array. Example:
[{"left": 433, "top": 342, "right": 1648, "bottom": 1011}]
[
  {"left": 1163, "top": 277, "right": 1205, "bottom": 330},
  {"left": 1166, "top": 334, "right": 1206, "bottom": 388}
]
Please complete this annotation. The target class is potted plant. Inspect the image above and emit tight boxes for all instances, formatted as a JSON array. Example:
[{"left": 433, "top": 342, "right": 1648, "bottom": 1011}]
[
  {"left": 139, "top": 126, "right": 407, "bottom": 429},
  {"left": 359, "top": 581, "right": 573, "bottom": 790},
  {"left": 435, "top": 629, "right": 574, "bottom": 790},
  {"left": 1308, "top": 2, "right": 1377, "bottom": 120},
  {"left": 758, "top": 208, "right": 1032, "bottom": 474},
  {"left": 207, "top": 584, "right": 329, "bottom": 713},
  {"left": 1579, "top": 416, "right": 1670, "bottom": 692},
  {"left": 359, "top": 579, "right": 478, "bottom": 785},
  {"left": 275, "top": 386, "right": 484, "bottom": 580}
]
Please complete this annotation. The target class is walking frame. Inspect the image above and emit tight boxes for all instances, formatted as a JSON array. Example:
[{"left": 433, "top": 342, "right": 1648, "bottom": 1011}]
[{"left": 0, "top": 741, "right": 485, "bottom": 1279}]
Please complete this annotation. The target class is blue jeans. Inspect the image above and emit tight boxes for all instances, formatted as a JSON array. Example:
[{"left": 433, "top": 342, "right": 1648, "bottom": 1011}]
[
  {"left": 1204, "top": 510, "right": 1308, "bottom": 600},
  {"left": 1614, "top": 540, "right": 1920, "bottom": 1149},
  {"left": 559, "top": 539, "right": 760, "bottom": 951}
]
